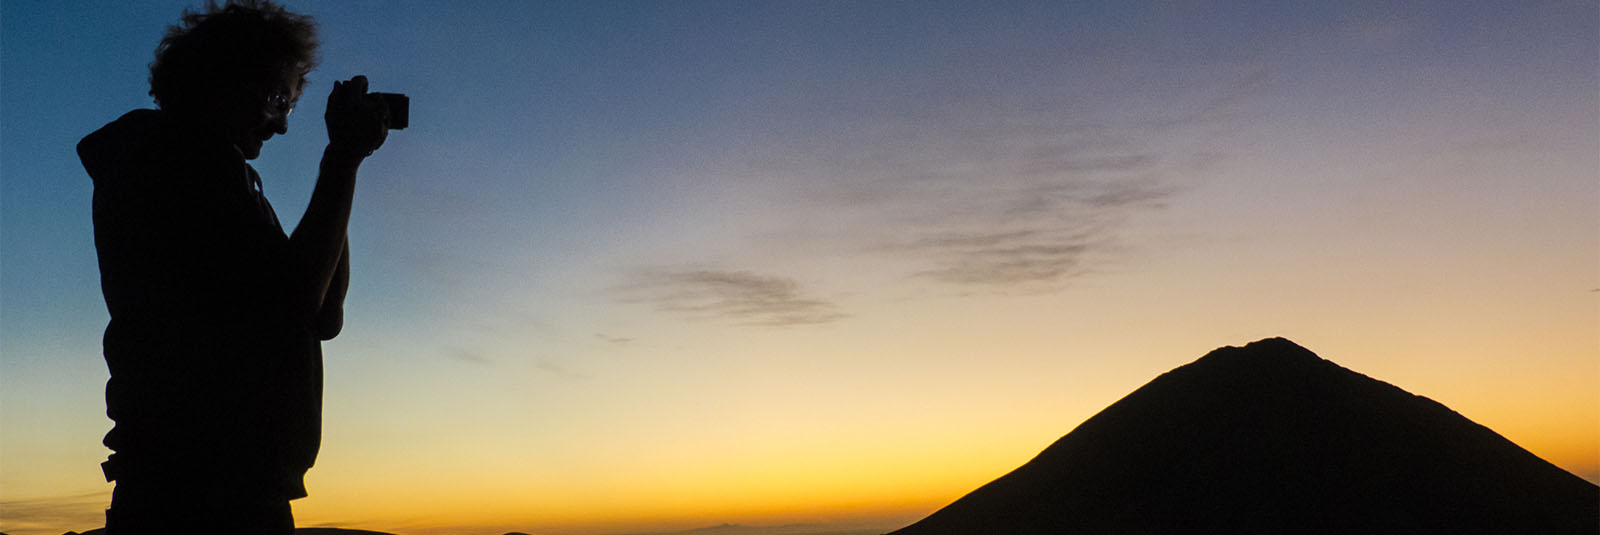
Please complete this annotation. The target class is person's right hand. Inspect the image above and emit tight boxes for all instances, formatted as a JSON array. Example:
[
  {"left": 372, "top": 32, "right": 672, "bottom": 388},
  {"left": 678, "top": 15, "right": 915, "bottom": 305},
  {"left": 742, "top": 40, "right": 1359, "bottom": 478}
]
[{"left": 325, "top": 75, "right": 388, "bottom": 157}]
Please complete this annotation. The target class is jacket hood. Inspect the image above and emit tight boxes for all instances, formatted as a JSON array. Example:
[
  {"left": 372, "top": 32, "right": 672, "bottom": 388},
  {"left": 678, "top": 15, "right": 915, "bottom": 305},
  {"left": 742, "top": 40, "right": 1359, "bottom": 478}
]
[
  {"left": 79, "top": 109, "right": 238, "bottom": 185},
  {"left": 78, "top": 109, "right": 172, "bottom": 184}
]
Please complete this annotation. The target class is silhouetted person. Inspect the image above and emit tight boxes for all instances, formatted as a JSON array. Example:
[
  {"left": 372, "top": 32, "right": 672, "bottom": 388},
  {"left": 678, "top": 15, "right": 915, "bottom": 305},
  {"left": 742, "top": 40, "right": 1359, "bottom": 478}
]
[{"left": 77, "top": 1, "right": 388, "bottom": 533}]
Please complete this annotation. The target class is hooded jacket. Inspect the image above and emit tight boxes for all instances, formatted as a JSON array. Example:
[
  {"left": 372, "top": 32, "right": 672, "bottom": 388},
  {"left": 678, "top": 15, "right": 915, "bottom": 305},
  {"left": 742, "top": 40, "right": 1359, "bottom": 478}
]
[{"left": 79, "top": 109, "right": 322, "bottom": 501}]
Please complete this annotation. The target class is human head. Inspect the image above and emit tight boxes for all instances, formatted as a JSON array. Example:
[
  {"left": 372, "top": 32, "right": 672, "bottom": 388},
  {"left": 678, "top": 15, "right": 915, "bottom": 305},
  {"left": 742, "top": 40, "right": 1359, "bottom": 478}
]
[{"left": 149, "top": 0, "right": 318, "bottom": 158}]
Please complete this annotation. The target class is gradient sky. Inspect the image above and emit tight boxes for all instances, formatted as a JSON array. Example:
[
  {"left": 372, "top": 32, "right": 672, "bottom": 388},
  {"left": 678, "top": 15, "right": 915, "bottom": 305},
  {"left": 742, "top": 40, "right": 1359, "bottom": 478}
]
[{"left": 2, "top": 1, "right": 1596, "bottom": 534}]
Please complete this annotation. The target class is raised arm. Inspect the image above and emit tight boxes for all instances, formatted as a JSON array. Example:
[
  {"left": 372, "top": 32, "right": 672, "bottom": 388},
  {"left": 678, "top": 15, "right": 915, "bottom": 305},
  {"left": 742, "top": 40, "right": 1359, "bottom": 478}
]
[
  {"left": 313, "top": 239, "right": 349, "bottom": 340},
  {"left": 287, "top": 76, "right": 386, "bottom": 324}
]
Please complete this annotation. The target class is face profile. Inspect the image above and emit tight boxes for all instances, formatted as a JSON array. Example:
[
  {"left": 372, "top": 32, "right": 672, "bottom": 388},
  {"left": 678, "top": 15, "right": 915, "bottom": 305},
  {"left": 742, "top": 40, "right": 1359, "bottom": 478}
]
[
  {"left": 145, "top": 0, "right": 319, "bottom": 160},
  {"left": 229, "top": 70, "right": 304, "bottom": 160}
]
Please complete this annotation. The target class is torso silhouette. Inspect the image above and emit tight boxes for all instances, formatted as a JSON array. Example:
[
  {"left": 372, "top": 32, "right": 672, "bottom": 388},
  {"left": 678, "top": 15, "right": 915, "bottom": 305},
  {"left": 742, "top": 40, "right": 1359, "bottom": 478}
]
[{"left": 80, "top": 108, "right": 323, "bottom": 502}]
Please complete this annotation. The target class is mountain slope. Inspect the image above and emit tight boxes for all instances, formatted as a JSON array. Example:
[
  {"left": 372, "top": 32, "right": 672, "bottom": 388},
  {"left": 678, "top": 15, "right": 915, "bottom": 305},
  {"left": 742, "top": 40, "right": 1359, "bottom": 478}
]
[{"left": 891, "top": 338, "right": 1598, "bottom": 534}]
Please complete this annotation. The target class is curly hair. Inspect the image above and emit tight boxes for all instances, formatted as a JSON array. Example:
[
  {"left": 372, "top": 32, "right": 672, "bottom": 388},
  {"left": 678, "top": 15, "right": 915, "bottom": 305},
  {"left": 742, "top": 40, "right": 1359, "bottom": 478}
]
[{"left": 149, "top": 0, "right": 318, "bottom": 113}]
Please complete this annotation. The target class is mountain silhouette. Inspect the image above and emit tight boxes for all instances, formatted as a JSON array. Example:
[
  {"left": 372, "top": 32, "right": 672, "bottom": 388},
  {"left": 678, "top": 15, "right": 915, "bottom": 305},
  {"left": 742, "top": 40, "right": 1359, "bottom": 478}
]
[{"left": 890, "top": 338, "right": 1599, "bottom": 534}]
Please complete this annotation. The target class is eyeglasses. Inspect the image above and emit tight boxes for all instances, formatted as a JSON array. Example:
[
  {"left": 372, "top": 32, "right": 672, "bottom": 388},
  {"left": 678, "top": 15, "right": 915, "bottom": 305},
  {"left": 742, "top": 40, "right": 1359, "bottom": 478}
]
[{"left": 266, "top": 91, "right": 295, "bottom": 117}]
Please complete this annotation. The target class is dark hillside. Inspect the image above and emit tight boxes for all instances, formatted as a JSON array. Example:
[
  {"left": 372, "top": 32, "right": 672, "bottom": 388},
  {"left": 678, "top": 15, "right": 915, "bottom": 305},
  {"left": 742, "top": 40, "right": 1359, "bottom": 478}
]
[{"left": 892, "top": 338, "right": 1599, "bottom": 534}]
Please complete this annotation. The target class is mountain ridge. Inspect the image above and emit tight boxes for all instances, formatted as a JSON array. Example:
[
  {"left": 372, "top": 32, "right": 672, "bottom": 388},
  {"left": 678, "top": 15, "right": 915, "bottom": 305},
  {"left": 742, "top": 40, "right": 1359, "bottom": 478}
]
[{"left": 891, "top": 337, "right": 1598, "bottom": 534}]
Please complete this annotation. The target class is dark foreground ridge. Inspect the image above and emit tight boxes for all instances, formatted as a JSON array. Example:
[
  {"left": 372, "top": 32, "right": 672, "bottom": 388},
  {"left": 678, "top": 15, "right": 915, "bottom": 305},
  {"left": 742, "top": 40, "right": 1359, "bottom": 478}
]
[
  {"left": 70, "top": 529, "right": 401, "bottom": 535},
  {"left": 890, "top": 337, "right": 1599, "bottom": 535}
]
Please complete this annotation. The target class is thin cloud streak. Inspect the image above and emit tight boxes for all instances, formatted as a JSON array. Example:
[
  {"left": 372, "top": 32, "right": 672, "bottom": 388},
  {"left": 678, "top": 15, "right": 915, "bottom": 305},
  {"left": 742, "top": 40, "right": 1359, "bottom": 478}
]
[
  {"left": 604, "top": 24, "right": 1258, "bottom": 314},
  {"left": 915, "top": 243, "right": 1092, "bottom": 286},
  {"left": 619, "top": 269, "right": 848, "bottom": 327},
  {"left": 448, "top": 348, "right": 493, "bottom": 366},
  {"left": 596, "top": 333, "right": 635, "bottom": 345},
  {"left": 828, "top": 150, "right": 1174, "bottom": 289},
  {"left": 0, "top": 491, "right": 109, "bottom": 534},
  {"left": 740, "top": 68, "right": 1215, "bottom": 293}
]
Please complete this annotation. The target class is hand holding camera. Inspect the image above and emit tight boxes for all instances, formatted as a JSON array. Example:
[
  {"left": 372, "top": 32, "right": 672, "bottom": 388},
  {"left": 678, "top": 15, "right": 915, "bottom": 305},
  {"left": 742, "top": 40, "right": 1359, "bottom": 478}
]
[{"left": 325, "top": 75, "right": 407, "bottom": 157}]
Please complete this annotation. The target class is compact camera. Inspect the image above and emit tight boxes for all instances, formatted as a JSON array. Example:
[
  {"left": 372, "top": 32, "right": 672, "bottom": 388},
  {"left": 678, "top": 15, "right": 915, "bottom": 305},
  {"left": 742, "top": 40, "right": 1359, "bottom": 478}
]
[{"left": 373, "top": 92, "right": 409, "bottom": 130}]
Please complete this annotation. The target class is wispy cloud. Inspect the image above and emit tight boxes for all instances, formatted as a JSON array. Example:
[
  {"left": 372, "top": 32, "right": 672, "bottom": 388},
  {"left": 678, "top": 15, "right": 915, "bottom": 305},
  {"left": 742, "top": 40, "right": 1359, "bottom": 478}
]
[
  {"left": 614, "top": 45, "right": 1261, "bottom": 310},
  {"left": 0, "top": 491, "right": 109, "bottom": 534},
  {"left": 905, "top": 235, "right": 1094, "bottom": 287},
  {"left": 722, "top": 57, "right": 1248, "bottom": 294},
  {"left": 535, "top": 359, "right": 578, "bottom": 377},
  {"left": 802, "top": 140, "right": 1175, "bottom": 290},
  {"left": 596, "top": 333, "right": 635, "bottom": 345},
  {"left": 619, "top": 269, "right": 847, "bottom": 327},
  {"left": 447, "top": 348, "right": 493, "bottom": 366}
]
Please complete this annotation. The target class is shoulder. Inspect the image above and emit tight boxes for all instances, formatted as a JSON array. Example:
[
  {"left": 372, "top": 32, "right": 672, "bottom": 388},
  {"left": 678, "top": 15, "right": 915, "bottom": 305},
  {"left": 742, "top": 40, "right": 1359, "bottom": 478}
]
[{"left": 83, "top": 110, "right": 247, "bottom": 196}]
